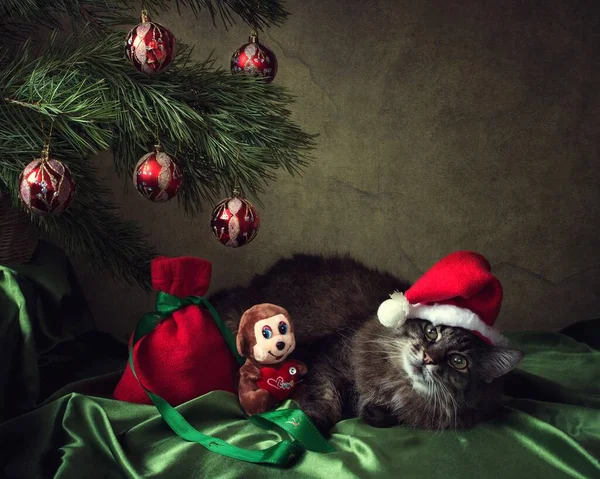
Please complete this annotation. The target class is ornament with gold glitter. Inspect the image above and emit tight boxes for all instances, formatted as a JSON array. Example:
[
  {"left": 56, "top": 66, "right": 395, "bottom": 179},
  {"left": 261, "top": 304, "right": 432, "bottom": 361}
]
[
  {"left": 19, "top": 143, "right": 75, "bottom": 215},
  {"left": 231, "top": 31, "right": 278, "bottom": 83},
  {"left": 125, "top": 10, "right": 176, "bottom": 74},
  {"left": 210, "top": 185, "right": 260, "bottom": 248},
  {"left": 133, "top": 144, "right": 183, "bottom": 202}
]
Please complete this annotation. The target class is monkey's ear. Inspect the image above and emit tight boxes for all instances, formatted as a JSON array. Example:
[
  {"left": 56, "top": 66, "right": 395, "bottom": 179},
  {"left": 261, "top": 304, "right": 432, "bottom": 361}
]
[
  {"left": 236, "top": 331, "right": 247, "bottom": 357},
  {"left": 284, "top": 311, "right": 294, "bottom": 333}
]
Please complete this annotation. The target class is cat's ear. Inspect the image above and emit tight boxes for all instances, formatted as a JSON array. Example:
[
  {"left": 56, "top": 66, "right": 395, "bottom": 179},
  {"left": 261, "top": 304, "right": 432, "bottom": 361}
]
[{"left": 477, "top": 347, "right": 524, "bottom": 383}]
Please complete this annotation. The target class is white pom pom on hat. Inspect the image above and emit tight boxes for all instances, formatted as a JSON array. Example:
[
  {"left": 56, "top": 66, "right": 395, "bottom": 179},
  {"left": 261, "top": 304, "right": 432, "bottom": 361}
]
[{"left": 377, "top": 291, "right": 410, "bottom": 328}]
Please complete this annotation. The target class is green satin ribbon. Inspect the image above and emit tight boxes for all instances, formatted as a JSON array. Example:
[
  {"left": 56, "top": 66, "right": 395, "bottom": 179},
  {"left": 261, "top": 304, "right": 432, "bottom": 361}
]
[{"left": 129, "top": 292, "right": 335, "bottom": 466}]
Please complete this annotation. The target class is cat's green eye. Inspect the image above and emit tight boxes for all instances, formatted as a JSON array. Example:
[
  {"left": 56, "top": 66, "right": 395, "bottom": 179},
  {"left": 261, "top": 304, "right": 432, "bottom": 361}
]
[
  {"left": 449, "top": 354, "right": 468, "bottom": 370},
  {"left": 423, "top": 322, "right": 438, "bottom": 341}
]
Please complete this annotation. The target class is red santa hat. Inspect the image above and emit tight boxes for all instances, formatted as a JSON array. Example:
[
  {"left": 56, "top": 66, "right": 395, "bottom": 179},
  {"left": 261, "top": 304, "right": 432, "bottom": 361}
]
[{"left": 377, "top": 251, "right": 507, "bottom": 345}]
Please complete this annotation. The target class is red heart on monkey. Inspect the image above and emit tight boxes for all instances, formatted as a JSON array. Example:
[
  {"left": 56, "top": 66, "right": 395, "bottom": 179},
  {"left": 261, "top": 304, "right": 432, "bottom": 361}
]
[{"left": 257, "top": 360, "right": 303, "bottom": 401}]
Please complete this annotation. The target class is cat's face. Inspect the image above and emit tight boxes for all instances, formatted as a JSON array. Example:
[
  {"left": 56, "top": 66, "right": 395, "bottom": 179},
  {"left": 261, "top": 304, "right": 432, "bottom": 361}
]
[{"left": 395, "top": 319, "right": 523, "bottom": 399}]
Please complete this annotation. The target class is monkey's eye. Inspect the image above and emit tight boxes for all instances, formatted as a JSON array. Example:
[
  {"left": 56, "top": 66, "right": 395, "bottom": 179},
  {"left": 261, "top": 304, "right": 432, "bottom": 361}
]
[
  {"left": 278, "top": 321, "right": 288, "bottom": 334},
  {"left": 262, "top": 325, "right": 273, "bottom": 339}
]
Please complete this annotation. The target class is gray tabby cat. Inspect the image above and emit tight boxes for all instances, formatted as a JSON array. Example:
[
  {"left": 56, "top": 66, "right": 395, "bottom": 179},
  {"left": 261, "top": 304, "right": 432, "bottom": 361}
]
[{"left": 209, "top": 254, "right": 523, "bottom": 432}]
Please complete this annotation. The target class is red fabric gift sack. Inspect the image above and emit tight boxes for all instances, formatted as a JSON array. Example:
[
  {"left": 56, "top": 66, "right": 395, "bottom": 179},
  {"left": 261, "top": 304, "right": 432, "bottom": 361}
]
[{"left": 113, "top": 256, "right": 239, "bottom": 405}]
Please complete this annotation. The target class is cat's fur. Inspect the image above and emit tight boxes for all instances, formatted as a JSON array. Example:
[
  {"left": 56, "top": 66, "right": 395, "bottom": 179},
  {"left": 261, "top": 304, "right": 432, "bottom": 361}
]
[
  {"left": 209, "top": 254, "right": 523, "bottom": 432},
  {"left": 354, "top": 318, "right": 522, "bottom": 429}
]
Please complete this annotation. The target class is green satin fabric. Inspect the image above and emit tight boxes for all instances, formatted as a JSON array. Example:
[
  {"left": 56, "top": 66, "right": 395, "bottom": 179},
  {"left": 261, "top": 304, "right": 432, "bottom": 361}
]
[
  {"left": 0, "top": 241, "right": 94, "bottom": 422},
  {"left": 1, "top": 249, "right": 599, "bottom": 478},
  {"left": 2, "top": 332, "right": 598, "bottom": 478}
]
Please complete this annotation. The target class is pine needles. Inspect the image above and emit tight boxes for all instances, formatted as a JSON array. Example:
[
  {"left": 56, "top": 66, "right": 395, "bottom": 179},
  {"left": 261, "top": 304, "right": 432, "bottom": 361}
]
[
  {"left": 0, "top": 0, "right": 314, "bottom": 288},
  {"left": 0, "top": 0, "right": 289, "bottom": 34}
]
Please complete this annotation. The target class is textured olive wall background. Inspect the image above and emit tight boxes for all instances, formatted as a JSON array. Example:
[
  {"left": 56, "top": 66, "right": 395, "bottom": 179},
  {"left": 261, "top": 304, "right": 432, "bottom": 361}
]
[{"left": 79, "top": 0, "right": 600, "bottom": 338}]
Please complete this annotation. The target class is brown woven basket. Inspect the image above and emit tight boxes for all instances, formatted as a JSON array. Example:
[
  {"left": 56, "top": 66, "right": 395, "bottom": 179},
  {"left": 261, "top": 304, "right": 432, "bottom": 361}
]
[{"left": 0, "top": 193, "right": 38, "bottom": 265}]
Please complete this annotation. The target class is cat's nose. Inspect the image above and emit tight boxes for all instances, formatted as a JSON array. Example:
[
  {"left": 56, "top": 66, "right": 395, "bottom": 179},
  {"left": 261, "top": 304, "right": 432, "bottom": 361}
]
[
  {"left": 422, "top": 351, "right": 435, "bottom": 365},
  {"left": 276, "top": 342, "right": 285, "bottom": 351}
]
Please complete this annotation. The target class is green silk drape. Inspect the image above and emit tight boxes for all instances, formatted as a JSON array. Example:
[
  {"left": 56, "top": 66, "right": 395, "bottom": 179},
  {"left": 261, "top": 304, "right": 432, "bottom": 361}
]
[{"left": 1, "top": 245, "right": 598, "bottom": 478}]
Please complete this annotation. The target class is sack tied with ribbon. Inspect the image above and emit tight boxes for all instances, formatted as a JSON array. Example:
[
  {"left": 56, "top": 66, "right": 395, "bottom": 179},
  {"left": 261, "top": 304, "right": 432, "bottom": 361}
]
[{"left": 113, "top": 256, "right": 334, "bottom": 466}]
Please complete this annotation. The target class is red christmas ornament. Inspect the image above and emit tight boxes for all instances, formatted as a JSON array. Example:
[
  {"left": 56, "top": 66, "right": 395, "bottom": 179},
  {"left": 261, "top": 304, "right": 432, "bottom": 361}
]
[
  {"left": 133, "top": 145, "right": 182, "bottom": 202},
  {"left": 231, "top": 31, "right": 278, "bottom": 83},
  {"left": 19, "top": 146, "right": 75, "bottom": 215},
  {"left": 125, "top": 10, "right": 176, "bottom": 74},
  {"left": 210, "top": 191, "right": 260, "bottom": 247}
]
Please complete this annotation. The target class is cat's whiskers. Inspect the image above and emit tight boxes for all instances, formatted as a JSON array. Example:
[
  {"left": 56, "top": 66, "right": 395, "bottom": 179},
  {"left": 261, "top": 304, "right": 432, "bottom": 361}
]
[
  {"left": 336, "top": 330, "right": 354, "bottom": 342},
  {"left": 363, "top": 353, "right": 405, "bottom": 360},
  {"left": 437, "top": 379, "right": 459, "bottom": 429},
  {"left": 431, "top": 383, "right": 442, "bottom": 431},
  {"left": 359, "top": 343, "right": 404, "bottom": 353},
  {"left": 435, "top": 386, "right": 450, "bottom": 434},
  {"left": 364, "top": 355, "right": 402, "bottom": 363},
  {"left": 432, "top": 373, "right": 462, "bottom": 430},
  {"left": 449, "top": 387, "right": 460, "bottom": 428},
  {"left": 362, "top": 332, "right": 411, "bottom": 344},
  {"left": 362, "top": 339, "right": 403, "bottom": 345}
]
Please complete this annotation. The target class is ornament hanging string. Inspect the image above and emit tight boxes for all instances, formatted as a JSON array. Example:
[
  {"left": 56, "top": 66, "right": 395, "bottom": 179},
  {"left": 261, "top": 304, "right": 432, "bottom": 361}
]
[
  {"left": 233, "top": 147, "right": 241, "bottom": 197},
  {"left": 39, "top": 117, "right": 54, "bottom": 162},
  {"left": 154, "top": 123, "right": 160, "bottom": 147}
]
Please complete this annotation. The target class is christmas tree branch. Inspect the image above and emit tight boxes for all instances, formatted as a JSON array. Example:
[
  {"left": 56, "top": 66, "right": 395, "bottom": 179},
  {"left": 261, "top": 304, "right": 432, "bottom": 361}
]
[
  {"left": 0, "top": 37, "right": 155, "bottom": 288},
  {"left": 66, "top": 30, "right": 316, "bottom": 213},
  {"left": 155, "top": 0, "right": 289, "bottom": 29},
  {"left": 0, "top": 23, "right": 314, "bottom": 285},
  {"left": 0, "top": 0, "right": 135, "bottom": 36},
  {"left": 1, "top": 164, "right": 156, "bottom": 289},
  {"left": 0, "top": 0, "right": 289, "bottom": 36},
  {"left": 38, "top": 167, "right": 157, "bottom": 290},
  {"left": 0, "top": 37, "right": 119, "bottom": 156}
]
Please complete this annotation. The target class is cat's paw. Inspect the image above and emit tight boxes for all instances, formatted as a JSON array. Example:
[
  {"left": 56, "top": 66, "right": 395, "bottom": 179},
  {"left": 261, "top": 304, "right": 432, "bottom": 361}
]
[
  {"left": 303, "top": 410, "right": 335, "bottom": 437},
  {"left": 362, "top": 403, "right": 398, "bottom": 428}
]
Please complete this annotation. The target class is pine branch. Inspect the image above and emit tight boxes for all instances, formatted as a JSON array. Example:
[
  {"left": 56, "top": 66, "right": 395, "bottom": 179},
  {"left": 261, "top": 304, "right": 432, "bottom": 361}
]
[
  {"left": 0, "top": 0, "right": 136, "bottom": 36},
  {"left": 0, "top": 0, "right": 289, "bottom": 35},
  {"left": 153, "top": 0, "right": 289, "bottom": 29},
  {"left": 0, "top": 36, "right": 119, "bottom": 156},
  {"left": 0, "top": 38, "right": 154, "bottom": 287},
  {"left": 1, "top": 164, "right": 156, "bottom": 289},
  {"left": 0, "top": 23, "right": 314, "bottom": 285},
  {"left": 72, "top": 32, "right": 316, "bottom": 214}
]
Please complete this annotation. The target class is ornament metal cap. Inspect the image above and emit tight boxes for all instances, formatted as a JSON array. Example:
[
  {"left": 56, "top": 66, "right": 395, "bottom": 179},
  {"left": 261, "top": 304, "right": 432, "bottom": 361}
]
[
  {"left": 249, "top": 30, "right": 259, "bottom": 43},
  {"left": 40, "top": 143, "right": 50, "bottom": 162},
  {"left": 232, "top": 178, "right": 241, "bottom": 197},
  {"left": 141, "top": 9, "right": 150, "bottom": 23}
]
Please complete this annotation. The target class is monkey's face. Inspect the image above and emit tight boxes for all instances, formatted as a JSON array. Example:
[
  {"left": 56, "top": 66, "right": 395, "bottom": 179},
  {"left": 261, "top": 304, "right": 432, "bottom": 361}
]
[{"left": 252, "top": 314, "right": 295, "bottom": 364}]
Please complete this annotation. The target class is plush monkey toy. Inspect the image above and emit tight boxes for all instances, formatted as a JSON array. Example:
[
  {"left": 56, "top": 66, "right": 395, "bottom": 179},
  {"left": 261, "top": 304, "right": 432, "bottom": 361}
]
[{"left": 236, "top": 303, "right": 307, "bottom": 416}]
